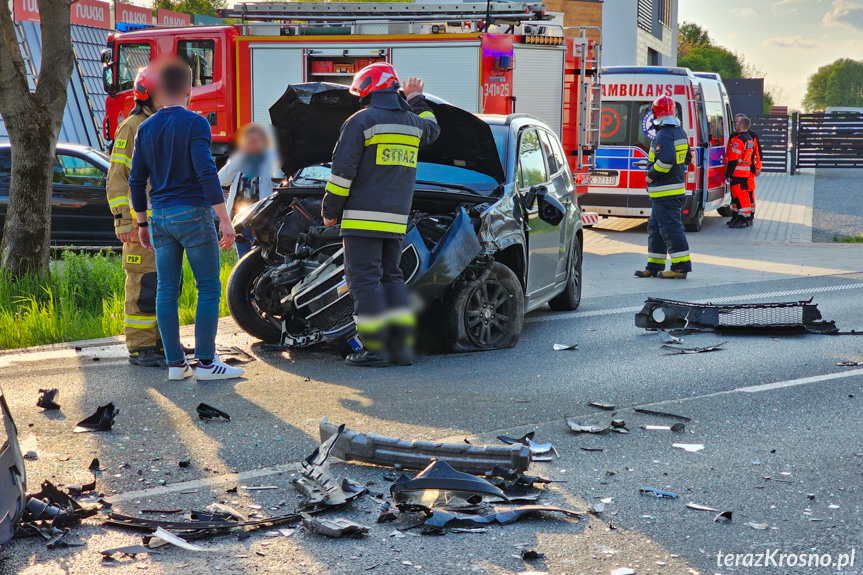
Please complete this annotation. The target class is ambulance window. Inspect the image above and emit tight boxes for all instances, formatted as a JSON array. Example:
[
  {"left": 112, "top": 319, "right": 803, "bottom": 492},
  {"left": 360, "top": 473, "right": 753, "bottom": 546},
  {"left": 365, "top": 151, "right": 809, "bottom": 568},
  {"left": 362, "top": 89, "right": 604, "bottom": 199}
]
[
  {"left": 178, "top": 40, "right": 215, "bottom": 86},
  {"left": 117, "top": 43, "right": 151, "bottom": 92},
  {"left": 705, "top": 101, "right": 725, "bottom": 145},
  {"left": 517, "top": 129, "right": 548, "bottom": 188},
  {"left": 600, "top": 102, "right": 630, "bottom": 146},
  {"left": 634, "top": 101, "right": 683, "bottom": 151}
]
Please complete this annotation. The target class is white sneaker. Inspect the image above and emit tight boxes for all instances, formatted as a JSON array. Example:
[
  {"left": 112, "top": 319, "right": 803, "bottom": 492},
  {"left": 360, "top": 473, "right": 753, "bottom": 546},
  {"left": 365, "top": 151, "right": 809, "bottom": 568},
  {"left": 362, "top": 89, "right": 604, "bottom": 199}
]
[
  {"left": 195, "top": 357, "right": 244, "bottom": 381},
  {"left": 168, "top": 363, "right": 194, "bottom": 381}
]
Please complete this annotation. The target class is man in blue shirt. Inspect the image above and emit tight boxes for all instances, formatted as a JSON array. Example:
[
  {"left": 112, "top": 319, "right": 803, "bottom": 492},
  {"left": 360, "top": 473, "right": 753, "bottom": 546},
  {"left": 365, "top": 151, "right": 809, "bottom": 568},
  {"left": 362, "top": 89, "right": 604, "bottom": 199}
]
[{"left": 129, "top": 57, "right": 242, "bottom": 381}]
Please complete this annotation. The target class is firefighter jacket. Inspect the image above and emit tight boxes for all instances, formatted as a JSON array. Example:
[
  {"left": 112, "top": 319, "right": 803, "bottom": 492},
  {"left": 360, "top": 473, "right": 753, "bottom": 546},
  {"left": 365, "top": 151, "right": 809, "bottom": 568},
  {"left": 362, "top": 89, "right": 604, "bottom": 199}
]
[
  {"left": 646, "top": 120, "right": 691, "bottom": 199},
  {"left": 106, "top": 109, "right": 152, "bottom": 234},
  {"left": 726, "top": 131, "right": 755, "bottom": 179},
  {"left": 321, "top": 90, "right": 441, "bottom": 238}
]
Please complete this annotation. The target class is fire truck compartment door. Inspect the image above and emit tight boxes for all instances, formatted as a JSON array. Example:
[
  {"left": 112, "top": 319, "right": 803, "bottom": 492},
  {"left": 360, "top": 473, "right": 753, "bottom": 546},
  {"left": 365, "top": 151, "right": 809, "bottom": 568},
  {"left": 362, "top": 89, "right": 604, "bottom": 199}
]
[
  {"left": 512, "top": 46, "right": 564, "bottom": 137},
  {"left": 251, "top": 47, "right": 304, "bottom": 123},
  {"left": 390, "top": 45, "right": 480, "bottom": 113}
]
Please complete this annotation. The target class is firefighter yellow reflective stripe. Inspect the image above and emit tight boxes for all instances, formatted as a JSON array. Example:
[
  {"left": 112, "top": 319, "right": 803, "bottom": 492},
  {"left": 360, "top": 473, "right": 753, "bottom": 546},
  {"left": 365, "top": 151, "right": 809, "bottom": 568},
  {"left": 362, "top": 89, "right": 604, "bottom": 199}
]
[
  {"left": 364, "top": 134, "right": 421, "bottom": 147},
  {"left": 325, "top": 182, "right": 350, "bottom": 196},
  {"left": 363, "top": 124, "right": 423, "bottom": 139},
  {"left": 111, "top": 154, "right": 131, "bottom": 168},
  {"left": 418, "top": 111, "right": 437, "bottom": 122},
  {"left": 388, "top": 309, "right": 416, "bottom": 326},
  {"left": 648, "top": 149, "right": 656, "bottom": 162},
  {"left": 648, "top": 257, "right": 666, "bottom": 265},
  {"left": 343, "top": 210, "right": 409, "bottom": 225},
  {"left": 648, "top": 188, "right": 686, "bottom": 198},
  {"left": 341, "top": 220, "right": 407, "bottom": 234},
  {"left": 670, "top": 251, "right": 691, "bottom": 264},
  {"left": 109, "top": 195, "right": 130, "bottom": 208},
  {"left": 355, "top": 316, "right": 388, "bottom": 333},
  {"left": 124, "top": 314, "right": 156, "bottom": 328},
  {"left": 674, "top": 139, "right": 689, "bottom": 164},
  {"left": 653, "top": 160, "right": 673, "bottom": 173}
]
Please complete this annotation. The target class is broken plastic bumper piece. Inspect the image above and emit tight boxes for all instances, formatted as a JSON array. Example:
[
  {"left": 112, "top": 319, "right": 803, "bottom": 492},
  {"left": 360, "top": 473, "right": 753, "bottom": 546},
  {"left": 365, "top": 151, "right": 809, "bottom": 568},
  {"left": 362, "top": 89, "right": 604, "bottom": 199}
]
[
  {"left": 318, "top": 417, "right": 530, "bottom": 474},
  {"left": 636, "top": 298, "right": 839, "bottom": 334}
]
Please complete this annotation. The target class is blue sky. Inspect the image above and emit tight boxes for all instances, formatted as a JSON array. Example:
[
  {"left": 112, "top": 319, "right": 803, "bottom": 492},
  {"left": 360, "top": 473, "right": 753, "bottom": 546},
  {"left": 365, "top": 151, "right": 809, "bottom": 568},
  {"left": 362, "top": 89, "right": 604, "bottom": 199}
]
[{"left": 678, "top": 0, "right": 863, "bottom": 109}]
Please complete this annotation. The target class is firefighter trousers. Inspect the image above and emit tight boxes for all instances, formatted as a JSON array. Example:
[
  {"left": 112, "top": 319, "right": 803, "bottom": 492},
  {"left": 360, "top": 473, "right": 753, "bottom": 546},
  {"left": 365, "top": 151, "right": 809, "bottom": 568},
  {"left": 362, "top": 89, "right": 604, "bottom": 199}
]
[
  {"left": 646, "top": 195, "right": 692, "bottom": 273},
  {"left": 122, "top": 232, "right": 159, "bottom": 352},
  {"left": 343, "top": 235, "right": 412, "bottom": 338},
  {"left": 730, "top": 177, "right": 752, "bottom": 217}
]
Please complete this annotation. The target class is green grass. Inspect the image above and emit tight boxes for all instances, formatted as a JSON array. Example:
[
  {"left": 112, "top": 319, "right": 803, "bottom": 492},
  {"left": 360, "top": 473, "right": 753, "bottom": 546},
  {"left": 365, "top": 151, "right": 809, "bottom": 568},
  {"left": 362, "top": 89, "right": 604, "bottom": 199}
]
[
  {"left": 833, "top": 235, "right": 863, "bottom": 243},
  {"left": 0, "top": 249, "right": 237, "bottom": 349}
]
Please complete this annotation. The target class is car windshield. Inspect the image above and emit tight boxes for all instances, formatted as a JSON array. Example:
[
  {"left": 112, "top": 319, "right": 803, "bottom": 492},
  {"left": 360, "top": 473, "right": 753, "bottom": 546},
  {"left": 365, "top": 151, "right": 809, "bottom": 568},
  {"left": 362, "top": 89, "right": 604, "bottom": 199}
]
[{"left": 292, "top": 163, "right": 500, "bottom": 196}]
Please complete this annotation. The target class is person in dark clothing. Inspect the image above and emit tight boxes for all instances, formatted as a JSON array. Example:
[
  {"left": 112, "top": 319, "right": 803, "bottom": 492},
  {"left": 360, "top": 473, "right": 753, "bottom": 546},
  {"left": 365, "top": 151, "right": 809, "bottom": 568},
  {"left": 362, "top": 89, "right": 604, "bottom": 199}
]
[
  {"left": 129, "top": 57, "right": 243, "bottom": 382},
  {"left": 634, "top": 95, "right": 693, "bottom": 280},
  {"left": 321, "top": 63, "right": 440, "bottom": 367}
]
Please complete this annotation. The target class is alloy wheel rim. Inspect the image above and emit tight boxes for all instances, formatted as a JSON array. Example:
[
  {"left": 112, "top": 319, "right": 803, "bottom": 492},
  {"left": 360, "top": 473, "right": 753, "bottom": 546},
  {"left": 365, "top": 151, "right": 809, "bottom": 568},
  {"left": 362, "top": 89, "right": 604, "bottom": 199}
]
[{"left": 464, "top": 280, "right": 513, "bottom": 347}]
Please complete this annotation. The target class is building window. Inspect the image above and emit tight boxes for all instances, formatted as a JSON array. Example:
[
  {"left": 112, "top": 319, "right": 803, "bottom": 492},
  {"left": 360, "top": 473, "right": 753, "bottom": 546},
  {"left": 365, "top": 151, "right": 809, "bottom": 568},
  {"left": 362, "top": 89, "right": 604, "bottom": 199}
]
[
  {"left": 648, "top": 48, "right": 661, "bottom": 66},
  {"left": 637, "top": 0, "right": 652, "bottom": 32},
  {"left": 659, "top": 0, "right": 672, "bottom": 27}
]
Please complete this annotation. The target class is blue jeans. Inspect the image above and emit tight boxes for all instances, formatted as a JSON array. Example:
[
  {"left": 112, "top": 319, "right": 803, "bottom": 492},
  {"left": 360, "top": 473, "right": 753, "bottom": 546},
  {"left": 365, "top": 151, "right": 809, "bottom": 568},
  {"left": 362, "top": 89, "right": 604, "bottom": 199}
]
[
  {"left": 150, "top": 206, "right": 221, "bottom": 365},
  {"left": 646, "top": 195, "right": 692, "bottom": 273}
]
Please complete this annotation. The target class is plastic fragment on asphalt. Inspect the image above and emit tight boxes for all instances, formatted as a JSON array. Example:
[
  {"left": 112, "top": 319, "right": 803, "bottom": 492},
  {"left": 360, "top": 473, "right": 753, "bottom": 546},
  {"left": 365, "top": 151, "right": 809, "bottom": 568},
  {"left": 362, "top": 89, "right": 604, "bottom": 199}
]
[
  {"left": 521, "top": 549, "right": 544, "bottom": 560},
  {"left": 685, "top": 502, "right": 717, "bottom": 512},
  {"left": 611, "top": 568, "right": 635, "bottom": 575},
  {"left": 639, "top": 487, "right": 677, "bottom": 499},
  {"left": 592, "top": 502, "right": 605, "bottom": 514},
  {"left": 633, "top": 409, "right": 691, "bottom": 422},
  {"left": 497, "top": 432, "right": 558, "bottom": 459},
  {"left": 37, "top": 389, "right": 61, "bottom": 411},
  {"left": 178, "top": 460, "right": 191, "bottom": 468},
  {"left": 152, "top": 527, "right": 214, "bottom": 551},
  {"left": 421, "top": 505, "right": 584, "bottom": 529},
  {"left": 658, "top": 330, "right": 682, "bottom": 344},
  {"left": 662, "top": 342, "right": 727, "bottom": 354},
  {"left": 391, "top": 460, "right": 510, "bottom": 506},
  {"left": 389, "top": 529, "right": 406, "bottom": 538},
  {"left": 553, "top": 343, "right": 578, "bottom": 351},
  {"left": 293, "top": 424, "right": 368, "bottom": 508},
  {"left": 302, "top": 515, "right": 369, "bottom": 538},
  {"left": 450, "top": 527, "right": 487, "bottom": 533},
  {"left": 566, "top": 411, "right": 614, "bottom": 434},
  {"left": 100, "top": 545, "right": 156, "bottom": 557},
  {"left": 319, "top": 416, "right": 530, "bottom": 474},
  {"left": 746, "top": 522, "right": 768, "bottom": 530},
  {"left": 588, "top": 402, "right": 616, "bottom": 410},
  {"left": 714, "top": 511, "right": 733, "bottom": 522},
  {"left": 837, "top": 361, "right": 863, "bottom": 366},
  {"left": 581, "top": 447, "right": 603, "bottom": 452},
  {"left": 196, "top": 403, "right": 231, "bottom": 422},
  {"left": 73, "top": 402, "right": 118, "bottom": 433},
  {"left": 641, "top": 424, "right": 685, "bottom": 432},
  {"left": 672, "top": 443, "right": 704, "bottom": 453}
]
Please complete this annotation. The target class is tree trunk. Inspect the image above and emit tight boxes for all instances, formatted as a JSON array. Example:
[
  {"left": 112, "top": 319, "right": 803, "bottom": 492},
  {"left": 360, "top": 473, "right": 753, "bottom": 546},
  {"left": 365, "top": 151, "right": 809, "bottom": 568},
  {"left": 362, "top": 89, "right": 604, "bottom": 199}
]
[{"left": 0, "top": 0, "right": 74, "bottom": 277}]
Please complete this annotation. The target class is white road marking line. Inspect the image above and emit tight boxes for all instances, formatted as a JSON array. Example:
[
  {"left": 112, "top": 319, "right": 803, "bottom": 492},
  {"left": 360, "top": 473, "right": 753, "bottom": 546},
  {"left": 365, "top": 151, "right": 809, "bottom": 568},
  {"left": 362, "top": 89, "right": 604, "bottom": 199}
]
[
  {"left": 525, "top": 282, "right": 863, "bottom": 324},
  {"left": 736, "top": 368, "right": 863, "bottom": 393}
]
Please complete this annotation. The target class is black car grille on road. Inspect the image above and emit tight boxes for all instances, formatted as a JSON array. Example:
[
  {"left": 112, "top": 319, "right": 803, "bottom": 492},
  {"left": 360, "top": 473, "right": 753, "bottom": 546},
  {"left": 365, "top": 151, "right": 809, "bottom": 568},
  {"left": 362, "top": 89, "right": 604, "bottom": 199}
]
[
  {"left": 399, "top": 244, "right": 420, "bottom": 283},
  {"left": 310, "top": 297, "right": 354, "bottom": 333}
]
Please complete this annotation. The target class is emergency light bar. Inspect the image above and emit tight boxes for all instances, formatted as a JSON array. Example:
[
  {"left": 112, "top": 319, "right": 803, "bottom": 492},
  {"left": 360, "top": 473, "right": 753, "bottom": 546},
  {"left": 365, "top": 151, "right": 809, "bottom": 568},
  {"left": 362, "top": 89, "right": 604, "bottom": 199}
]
[{"left": 218, "top": 1, "right": 550, "bottom": 23}]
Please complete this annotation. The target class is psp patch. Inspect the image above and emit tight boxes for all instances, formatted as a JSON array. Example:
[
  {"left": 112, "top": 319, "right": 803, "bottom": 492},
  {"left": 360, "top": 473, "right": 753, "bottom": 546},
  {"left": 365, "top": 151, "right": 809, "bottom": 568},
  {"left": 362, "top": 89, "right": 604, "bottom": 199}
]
[
  {"left": 376, "top": 145, "right": 417, "bottom": 168},
  {"left": 115, "top": 139, "right": 127, "bottom": 149},
  {"left": 125, "top": 254, "right": 142, "bottom": 265}
]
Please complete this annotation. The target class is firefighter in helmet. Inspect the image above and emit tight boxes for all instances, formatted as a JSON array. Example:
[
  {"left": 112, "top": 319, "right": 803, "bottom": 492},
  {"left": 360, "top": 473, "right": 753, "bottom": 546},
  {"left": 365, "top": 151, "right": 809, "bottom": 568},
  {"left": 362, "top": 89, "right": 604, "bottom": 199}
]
[
  {"left": 635, "top": 94, "right": 693, "bottom": 279},
  {"left": 106, "top": 67, "right": 163, "bottom": 366},
  {"left": 321, "top": 63, "right": 441, "bottom": 367}
]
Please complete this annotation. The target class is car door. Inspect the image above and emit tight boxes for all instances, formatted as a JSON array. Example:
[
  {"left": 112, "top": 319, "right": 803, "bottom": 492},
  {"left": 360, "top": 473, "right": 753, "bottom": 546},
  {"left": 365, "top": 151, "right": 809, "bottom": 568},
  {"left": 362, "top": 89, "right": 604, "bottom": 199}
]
[
  {"left": 52, "top": 153, "right": 112, "bottom": 245},
  {"left": 517, "top": 128, "right": 558, "bottom": 301},
  {"left": 538, "top": 130, "right": 574, "bottom": 283}
]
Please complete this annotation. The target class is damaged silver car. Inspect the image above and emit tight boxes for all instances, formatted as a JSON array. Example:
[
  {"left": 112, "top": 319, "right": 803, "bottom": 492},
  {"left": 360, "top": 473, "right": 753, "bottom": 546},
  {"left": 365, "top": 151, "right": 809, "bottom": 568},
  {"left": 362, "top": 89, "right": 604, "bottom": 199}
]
[{"left": 227, "top": 83, "right": 583, "bottom": 354}]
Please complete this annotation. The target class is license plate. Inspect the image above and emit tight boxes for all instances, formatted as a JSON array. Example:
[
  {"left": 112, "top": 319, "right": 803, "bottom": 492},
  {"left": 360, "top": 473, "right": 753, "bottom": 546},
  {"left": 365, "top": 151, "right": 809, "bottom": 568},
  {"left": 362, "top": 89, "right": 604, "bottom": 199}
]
[{"left": 588, "top": 170, "right": 619, "bottom": 187}]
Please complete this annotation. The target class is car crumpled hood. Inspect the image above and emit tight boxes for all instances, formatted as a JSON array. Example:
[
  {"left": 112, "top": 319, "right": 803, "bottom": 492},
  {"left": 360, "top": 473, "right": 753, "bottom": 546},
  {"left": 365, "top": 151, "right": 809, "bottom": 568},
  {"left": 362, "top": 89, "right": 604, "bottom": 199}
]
[{"left": 268, "top": 82, "right": 505, "bottom": 184}]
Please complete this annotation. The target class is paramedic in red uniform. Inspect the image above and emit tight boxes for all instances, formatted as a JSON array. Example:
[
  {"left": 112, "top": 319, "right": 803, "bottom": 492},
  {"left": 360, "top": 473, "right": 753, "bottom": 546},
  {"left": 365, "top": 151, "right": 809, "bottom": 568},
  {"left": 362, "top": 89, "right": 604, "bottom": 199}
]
[
  {"left": 635, "top": 95, "right": 693, "bottom": 280},
  {"left": 726, "top": 116, "right": 756, "bottom": 228},
  {"left": 734, "top": 113, "right": 763, "bottom": 222},
  {"left": 322, "top": 63, "right": 440, "bottom": 367}
]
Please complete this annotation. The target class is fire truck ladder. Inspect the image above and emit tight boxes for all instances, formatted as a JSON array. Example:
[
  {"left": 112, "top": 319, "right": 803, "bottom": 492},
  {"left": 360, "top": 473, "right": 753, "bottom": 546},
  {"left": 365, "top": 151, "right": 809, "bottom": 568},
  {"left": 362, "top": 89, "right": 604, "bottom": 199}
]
[
  {"left": 219, "top": 1, "right": 550, "bottom": 24},
  {"left": 567, "top": 26, "right": 602, "bottom": 171}
]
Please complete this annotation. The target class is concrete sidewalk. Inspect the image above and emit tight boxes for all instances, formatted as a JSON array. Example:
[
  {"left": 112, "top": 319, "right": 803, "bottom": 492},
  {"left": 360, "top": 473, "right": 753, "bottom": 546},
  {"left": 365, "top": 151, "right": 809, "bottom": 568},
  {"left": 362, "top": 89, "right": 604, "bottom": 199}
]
[{"left": 582, "top": 171, "right": 863, "bottom": 298}]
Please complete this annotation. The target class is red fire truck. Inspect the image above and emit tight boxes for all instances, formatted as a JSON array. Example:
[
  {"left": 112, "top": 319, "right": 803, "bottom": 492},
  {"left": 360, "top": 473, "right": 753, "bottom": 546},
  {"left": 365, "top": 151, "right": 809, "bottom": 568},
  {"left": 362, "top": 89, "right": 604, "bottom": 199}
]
[{"left": 101, "top": 1, "right": 600, "bottom": 190}]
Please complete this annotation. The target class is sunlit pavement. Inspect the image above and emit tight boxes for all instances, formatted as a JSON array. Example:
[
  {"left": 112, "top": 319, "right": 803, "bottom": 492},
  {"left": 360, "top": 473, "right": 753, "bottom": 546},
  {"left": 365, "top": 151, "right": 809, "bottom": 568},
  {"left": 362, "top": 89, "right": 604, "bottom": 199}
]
[{"left": 2, "top": 171, "right": 863, "bottom": 575}]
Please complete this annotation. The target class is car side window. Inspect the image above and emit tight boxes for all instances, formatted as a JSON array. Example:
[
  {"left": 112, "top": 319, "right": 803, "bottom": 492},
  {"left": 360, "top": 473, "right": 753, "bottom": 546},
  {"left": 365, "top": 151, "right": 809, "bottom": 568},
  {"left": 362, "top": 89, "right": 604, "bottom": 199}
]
[
  {"left": 0, "top": 150, "right": 11, "bottom": 185},
  {"left": 54, "top": 155, "right": 104, "bottom": 186},
  {"left": 178, "top": 40, "right": 215, "bottom": 87},
  {"left": 517, "top": 129, "right": 548, "bottom": 189}
]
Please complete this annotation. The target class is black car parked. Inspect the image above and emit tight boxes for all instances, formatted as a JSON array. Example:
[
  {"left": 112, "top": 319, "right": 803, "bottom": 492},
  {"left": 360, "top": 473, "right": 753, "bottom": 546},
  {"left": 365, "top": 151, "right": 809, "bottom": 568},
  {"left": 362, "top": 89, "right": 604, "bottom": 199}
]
[{"left": 0, "top": 143, "right": 117, "bottom": 247}]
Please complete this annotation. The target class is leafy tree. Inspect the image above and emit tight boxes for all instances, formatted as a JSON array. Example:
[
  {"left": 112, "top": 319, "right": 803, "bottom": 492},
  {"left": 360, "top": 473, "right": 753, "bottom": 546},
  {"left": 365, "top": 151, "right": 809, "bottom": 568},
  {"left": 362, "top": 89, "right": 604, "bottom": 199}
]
[
  {"left": 678, "top": 45, "right": 743, "bottom": 81},
  {"left": 0, "top": 0, "right": 75, "bottom": 277},
  {"left": 802, "top": 58, "right": 863, "bottom": 112},
  {"left": 152, "top": 0, "right": 225, "bottom": 18},
  {"left": 678, "top": 21, "right": 710, "bottom": 58}
]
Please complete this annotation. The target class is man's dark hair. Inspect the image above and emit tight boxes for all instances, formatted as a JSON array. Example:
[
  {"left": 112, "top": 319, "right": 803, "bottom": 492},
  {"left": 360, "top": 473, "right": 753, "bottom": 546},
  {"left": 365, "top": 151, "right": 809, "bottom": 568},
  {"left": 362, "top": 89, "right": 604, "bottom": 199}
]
[
  {"left": 160, "top": 59, "right": 192, "bottom": 98},
  {"left": 737, "top": 116, "right": 751, "bottom": 130}
]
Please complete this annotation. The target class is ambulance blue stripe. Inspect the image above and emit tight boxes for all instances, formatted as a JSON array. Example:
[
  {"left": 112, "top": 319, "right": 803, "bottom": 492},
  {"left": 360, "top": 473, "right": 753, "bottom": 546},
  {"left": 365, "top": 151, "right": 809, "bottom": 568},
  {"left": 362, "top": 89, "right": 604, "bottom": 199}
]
[{"left": 594, "top": 157, "right": 630, "bottom": 170}]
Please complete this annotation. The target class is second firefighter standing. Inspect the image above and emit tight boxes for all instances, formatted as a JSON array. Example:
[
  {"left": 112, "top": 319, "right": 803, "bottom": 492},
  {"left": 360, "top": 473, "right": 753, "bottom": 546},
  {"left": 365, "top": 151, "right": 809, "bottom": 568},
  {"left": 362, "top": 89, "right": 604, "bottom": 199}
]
[{"left": 321, "top": 63, "right": 440, "bottom": 367}]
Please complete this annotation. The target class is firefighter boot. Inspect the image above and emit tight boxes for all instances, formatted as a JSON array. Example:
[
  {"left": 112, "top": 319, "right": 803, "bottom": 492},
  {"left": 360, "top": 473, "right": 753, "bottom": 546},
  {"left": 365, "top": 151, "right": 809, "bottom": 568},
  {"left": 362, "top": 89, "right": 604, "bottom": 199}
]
[
  {"left": 346, "top": 328, "right": 390, "bottom": 368},
  {"left": 657, "top": 270, "right": 688, "bottom": 279},
  {"left": 634, "top": 269, "right": 658, "bottom": 278},
  {"left": 388, "top": 324, "right": 415, "bottom": 366},
  {"left": 128, "top": 347, "right": 166, "bottom": 367}
]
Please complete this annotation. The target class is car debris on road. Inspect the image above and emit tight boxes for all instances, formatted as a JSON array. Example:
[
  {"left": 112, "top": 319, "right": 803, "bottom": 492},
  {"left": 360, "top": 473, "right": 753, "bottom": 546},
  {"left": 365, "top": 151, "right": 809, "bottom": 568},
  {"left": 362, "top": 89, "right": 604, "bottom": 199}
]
[
  {"left": 196, "top": 403, "right": 231, "bottom": 421},
  {"left": 73, "top": 402, "right": 118, "bottom": 433},
  {"left": 36, "top": 389, "right": 61, "bottom": 411},
  {"left": 302, "top": 516, "right": 370, "bottom": 538}
]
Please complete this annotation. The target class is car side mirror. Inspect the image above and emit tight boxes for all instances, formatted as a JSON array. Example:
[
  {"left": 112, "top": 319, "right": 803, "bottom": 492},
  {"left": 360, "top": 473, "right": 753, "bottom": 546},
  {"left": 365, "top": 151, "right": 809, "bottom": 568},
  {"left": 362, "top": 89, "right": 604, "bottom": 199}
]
[
  {"left": 523, "top": 185, "right": 540, "bottom": 209},
  {"left": 537, "top": 190, "right": 565, "bottom": 226}
]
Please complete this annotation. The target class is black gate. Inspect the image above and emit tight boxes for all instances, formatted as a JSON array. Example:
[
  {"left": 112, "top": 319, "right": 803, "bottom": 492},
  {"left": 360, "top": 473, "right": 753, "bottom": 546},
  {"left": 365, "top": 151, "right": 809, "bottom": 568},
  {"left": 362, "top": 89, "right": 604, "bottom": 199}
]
[
  {"left": 792, "top": 112, "right": 863, "bottom": 173},
  {"left": 749, "top": 115, "right": 789, "bottom": 173}
]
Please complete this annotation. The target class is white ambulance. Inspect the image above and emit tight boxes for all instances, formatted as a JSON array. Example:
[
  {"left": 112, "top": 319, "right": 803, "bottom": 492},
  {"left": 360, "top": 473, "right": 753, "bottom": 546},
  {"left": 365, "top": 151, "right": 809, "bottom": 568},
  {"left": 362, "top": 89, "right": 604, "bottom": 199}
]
[{"left": 582, "top": 66, "right": 732, "bottom": 232}]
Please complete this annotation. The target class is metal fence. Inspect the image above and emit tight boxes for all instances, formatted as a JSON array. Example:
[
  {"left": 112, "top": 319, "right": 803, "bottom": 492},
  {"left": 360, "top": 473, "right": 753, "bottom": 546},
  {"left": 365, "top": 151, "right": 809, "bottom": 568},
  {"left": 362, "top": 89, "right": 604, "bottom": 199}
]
[
  {"left": 792, "top": 112, "right": 863, "bottom": 173},
  {"left": 749, "top": 115, "right": 789, "bottom": 174}
]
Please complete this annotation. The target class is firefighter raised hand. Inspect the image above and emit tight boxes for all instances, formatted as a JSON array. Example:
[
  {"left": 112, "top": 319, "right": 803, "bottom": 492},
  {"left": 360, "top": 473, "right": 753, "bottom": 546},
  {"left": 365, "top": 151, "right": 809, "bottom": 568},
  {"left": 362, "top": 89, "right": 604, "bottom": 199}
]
[{"left": 402, "top": 77, "right": 424, "bottom": 99}]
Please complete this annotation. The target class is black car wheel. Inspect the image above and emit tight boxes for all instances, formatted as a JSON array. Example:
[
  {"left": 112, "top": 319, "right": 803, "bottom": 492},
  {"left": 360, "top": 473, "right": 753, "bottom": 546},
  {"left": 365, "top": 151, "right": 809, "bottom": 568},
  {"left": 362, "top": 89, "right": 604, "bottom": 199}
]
[
  {"left": 684, "top": 198, "right": 705, "bottom": 232},
  {"left": 549, "top": 236, "right": 582, "bottom": 311},
  {"left": 445, "top": 262, "right": 524, "bottom": 352},
  {"left": 227, "top": 249, "right": 281, "bottom": 343}
]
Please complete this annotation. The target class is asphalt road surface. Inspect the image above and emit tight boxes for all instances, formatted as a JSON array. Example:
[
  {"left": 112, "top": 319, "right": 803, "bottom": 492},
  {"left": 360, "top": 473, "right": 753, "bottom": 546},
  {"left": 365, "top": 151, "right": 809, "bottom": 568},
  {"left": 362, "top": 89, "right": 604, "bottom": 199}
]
[{"left": 2, "top": 271, "right": 863, "bottom": 575}]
